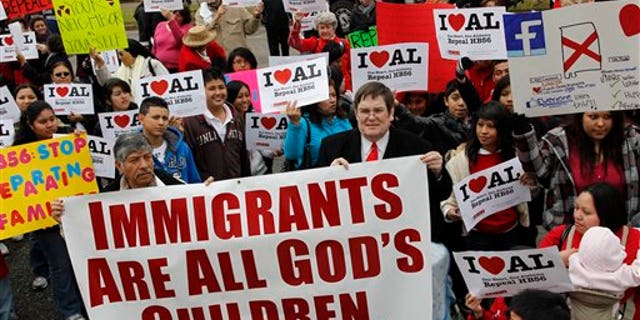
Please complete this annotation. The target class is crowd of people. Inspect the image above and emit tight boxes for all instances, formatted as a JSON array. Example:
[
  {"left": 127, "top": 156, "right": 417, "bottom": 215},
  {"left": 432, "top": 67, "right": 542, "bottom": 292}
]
[{"left": 0, "top": 0, "right": 637, "bottom": 319}]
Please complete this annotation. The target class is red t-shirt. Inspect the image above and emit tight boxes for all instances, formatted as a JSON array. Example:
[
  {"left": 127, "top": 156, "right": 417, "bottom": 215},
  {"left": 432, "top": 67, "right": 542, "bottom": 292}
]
[
  {"left": 569, "top": 147, "right": 625, "bottom": 195},
  {"left": 469, "top": 152, "right": 518, "bottom": 233}
]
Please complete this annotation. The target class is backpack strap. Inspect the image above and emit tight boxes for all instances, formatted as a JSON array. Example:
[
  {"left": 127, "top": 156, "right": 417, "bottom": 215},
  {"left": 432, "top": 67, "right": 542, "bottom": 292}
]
[
  {"left": 562, "top": 224, "right": 576, "bottom": 249},
  {"left": 147, "top": 58, "right": 156, "bottom": 76}
]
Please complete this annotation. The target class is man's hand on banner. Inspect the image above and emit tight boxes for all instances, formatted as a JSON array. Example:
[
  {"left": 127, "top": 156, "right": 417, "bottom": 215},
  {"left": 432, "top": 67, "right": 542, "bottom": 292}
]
[
  {"left": 203, "top": 176, "right": 215, "bottom": 186},
  {"left": 420, "top": 151, "right": 443, "bottom": 177},
  {"left": 330, "top": 157, "right": 350, "bottom": 169}
]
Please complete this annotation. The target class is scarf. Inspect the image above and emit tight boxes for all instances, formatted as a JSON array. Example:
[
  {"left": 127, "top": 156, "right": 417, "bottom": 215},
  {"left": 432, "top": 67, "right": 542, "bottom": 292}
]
[{"left": 119, "top": 55, "right": 147, "bottom": 86}]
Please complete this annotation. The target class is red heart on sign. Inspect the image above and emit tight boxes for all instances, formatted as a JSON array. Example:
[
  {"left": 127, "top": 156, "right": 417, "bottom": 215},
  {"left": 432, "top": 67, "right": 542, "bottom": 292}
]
[
  {"left": 448, "top": 14, "right": 466, "bottom": 32},
  {"left": 532, "top": 86, "right": 542, "bottom": 94},
  {"left": 114, "top": 114, "right": 130, "bottom": 128},
  {"left": 150, "top": 80, "right": 169, "bottom": 95},
  {"left": 4, "top": 37, "right": 13, "bottom": 46},
  {"left": 274, "top": 69, "right": 292, "bottom": 85},
  {"left": 619, "top": 4, "right": 640, "bottom": 37},
  {"left": 261, "top": 117, "right": 277, "bottom": 130},
  {"left": 468, "top": 176, "right": 487, "bottom": 193},
  {"left": 56, "top": 86, "right": 69, "bottom": 97},
  {"left": 479, "top": 256, "right": 505, "bottom": 275},
  {"left": 369, "top": 51, "right": 389, "bottom": 68}
]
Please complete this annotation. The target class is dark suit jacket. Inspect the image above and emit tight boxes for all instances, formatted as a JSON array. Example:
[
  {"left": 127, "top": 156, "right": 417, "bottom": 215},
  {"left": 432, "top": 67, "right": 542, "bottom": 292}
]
[{"left": 317, "top": 128, "right": 453, "bottom": 243}]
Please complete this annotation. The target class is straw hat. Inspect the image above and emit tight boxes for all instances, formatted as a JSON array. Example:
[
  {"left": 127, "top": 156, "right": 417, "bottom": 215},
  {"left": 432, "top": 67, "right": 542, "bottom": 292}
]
[{"left": 183, "top": 26, "right": 217, "bottom": 47}]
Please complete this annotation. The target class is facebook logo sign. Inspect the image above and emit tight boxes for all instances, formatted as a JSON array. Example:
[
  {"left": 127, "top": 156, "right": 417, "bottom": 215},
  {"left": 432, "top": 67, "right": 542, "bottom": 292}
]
[{"left": 504, "top": 12, "right": 547, "bottom": 57}]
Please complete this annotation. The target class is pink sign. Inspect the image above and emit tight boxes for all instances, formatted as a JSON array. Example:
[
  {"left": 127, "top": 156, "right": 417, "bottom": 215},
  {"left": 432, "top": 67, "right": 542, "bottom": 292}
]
[{"left": 225, "top": 70, "right": 262, "bottom": 113}]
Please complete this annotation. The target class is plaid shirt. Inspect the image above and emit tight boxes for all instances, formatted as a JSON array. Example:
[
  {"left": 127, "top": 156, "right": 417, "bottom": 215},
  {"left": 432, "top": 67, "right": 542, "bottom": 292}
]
[{"left": 514, "top": 126, "right": 640, "bottom": 229}]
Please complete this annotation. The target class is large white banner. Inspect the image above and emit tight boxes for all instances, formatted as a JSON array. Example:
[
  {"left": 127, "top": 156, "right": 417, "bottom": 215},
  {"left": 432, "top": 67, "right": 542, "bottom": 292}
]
[
  {"left": 506, "top": 0, "right": 640, "bottom": 116},
  {"left": 0, "top": 85, "right": 20, "bottom": 123},
  {"left": 98, "top": 110, "right": 143, "bottom": 140},
  {"left": 44, "top": 83, "right": 95, "bottom": 115},
  {"left": 453, "top": 158, "right": 531, "bottom": 231},
  {"left": 453, "top": 247, "right": 574, "bottom": 298},
  {"left": 62, "top": 156, "right": 433, "bottom": 319},
  {"left": 134, "top": 70, "right": 206, "bottom": 117},
  {"left": 433, "top": 7, "right": 507, "bottom": 60},
  {"left": 350, "top": 43, "right": 429, "bottom": 92}
]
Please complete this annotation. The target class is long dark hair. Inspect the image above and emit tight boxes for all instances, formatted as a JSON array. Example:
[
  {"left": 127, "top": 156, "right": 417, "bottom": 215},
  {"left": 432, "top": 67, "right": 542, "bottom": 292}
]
[
  {"left": 14, "top": 83, "right": 43, "bottom": 101},
  {"left": 302, "top": 79, "right": 346, "bottom": 125},
  {"left": 225, "top": 47, "right": 258, "bottom": 72},
  {"left": 14, "top": 101, "right": 55, "bottom": 145},
  {"left": 226, "top": 80, "right": 253, "bottom": 113},
  {"left": 125, "top": 39, "right": 153, "bottom": 58},
  {"left": 582, "top": 182, "right": 627, "bottom": 232},
  {"left": 466, "top": 101, "right": 514, "bottom": 163},
  {"left": 566, "top": 111, "right": 624, "bottom": 176},
  {"left": 103, "top": 78, "right": 137, "bottom": 111}
]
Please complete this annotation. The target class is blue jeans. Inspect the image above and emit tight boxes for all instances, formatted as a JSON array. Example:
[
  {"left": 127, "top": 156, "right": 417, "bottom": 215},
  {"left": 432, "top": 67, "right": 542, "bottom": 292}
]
[
  {"left": 30, "top": 235, "right": 50, "bottom": 279},
  {"left": 34, "top": 229, "right": 85, "bottom": 318},
  {"left": 0, "top": 276, "right": 12, "bottom": 320}
]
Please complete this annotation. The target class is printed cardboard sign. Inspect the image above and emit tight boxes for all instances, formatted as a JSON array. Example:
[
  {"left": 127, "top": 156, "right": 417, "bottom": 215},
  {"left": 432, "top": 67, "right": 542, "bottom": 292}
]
[
  {"left": 0, "top": 86, "right": 20, "bottom": 123},
  {"left": 0, "top": 120, "right": 14, "bottom": 148},
  {"left": 3, "top": 0, "right": 52, "bottom": 19},
  {"left": 134, "top": 70, "right": 206, "bottom": 117},
  {"left": 143, "top": 0, "right": 182, "bottom": 12},
  {"left": 245, "top": 112, "right": 288, "bottom": 150},
  {"left": 453, "top": 247, "right": 574, "bottom": 298},
  {"left": 300, "top": 10, "right": 325, "bottom": 31},
  {"left": 268, "top": 52, "right": 329, "bottom": 67},
  {"left": 53, "top": 0, "right": 128, "bottom": 54},
  {"left": 61, "top": 156, "right": 433, "bottom": 319},
  {"left": 506, "top": 0, "right": 640, "bottom": 116},
  {"left": 98, "top": 110, "right": 142, "bottom": 140},
  {"left": 453, "top": 158, "right": 531, "bottom": 231},
  {"left": 433, "top": 7, "right": 508, "bottom": 60},
  {"left": 222, "top": 0, "right": 262, "bottom": 7},
  {"left": 350, "top": 43, "right": 429, "bottom": 92},
  {"left": 0, "top": 134, "right": 98, "bottom": 240},
  {"left": 347, "top": 26, "right": 378, "bottom": 49},
  {"left": 0, "top": 32, "right": 38, "bottom": 62},
  {"left": 284, "top": 0, "right": 328, "bottom": 14},
  {"left": 44, "top": 83, "right": 95, "bottom": 115},
  {"left": 54, "top": 134, "right": 116, "bottom": 179}
]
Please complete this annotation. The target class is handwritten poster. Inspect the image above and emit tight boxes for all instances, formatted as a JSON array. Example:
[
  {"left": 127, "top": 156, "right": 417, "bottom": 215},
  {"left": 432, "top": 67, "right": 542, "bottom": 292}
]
[
  {"left": 245, "top": 112, "right": 288, "bottom": 150},
  {"left": 506, "top": 0, "right": 640, "bottom": 116},
  {"left": 453, "top": 247, "right": 574, "bottom": 298},
  {"left": 0, "top": 135, "right": 98, "bottom": 240},
  {"left": 98, "top": 110, "right": 142, "bottom": 140},
  {"left": 350, "top": 43, "right": 429, "bottom": 92},
  {"left": 62, "top": 156, "right": 433, "bottom": 320},
  {"left": 44, "top": 83, "right": 95, "bottom": 115},
  {"left": 347, "top": 26, "right": 378, "bottom": 49},
  {"left": 53, "top": 0, "right": 128, "bottom": 54},
  {"left": 2, "top": 0, "right": 52, "bottom": 19},
  {"left": 134, "top": 70, "right": 206, "bottom": 117},
  {"left": 433, "top": 7, "right": 508, "bottom": 60}
]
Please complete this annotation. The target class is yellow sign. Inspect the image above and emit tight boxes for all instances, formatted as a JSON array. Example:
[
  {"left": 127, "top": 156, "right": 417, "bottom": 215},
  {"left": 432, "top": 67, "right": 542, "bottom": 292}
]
[
  {"left": 52, "top": 0, "right": 128, "bottom": 54},
  {"left": 0, "top": 135, "right": 98, "bottom": 240}
]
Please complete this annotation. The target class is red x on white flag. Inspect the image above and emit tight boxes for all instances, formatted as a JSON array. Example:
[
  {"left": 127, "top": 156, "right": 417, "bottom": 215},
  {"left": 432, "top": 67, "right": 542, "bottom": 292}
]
[{"left": 559, "top": 23, "right": 602, "bottom": 79}]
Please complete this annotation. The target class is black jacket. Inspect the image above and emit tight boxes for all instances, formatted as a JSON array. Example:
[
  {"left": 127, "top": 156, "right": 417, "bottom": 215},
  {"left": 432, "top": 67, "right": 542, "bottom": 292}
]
[
  {"left": 103, "top": 168, "right": 184, "bottom": 192},
  {"left": 317, "top": 127, "right": 453, "bottom": 243}
]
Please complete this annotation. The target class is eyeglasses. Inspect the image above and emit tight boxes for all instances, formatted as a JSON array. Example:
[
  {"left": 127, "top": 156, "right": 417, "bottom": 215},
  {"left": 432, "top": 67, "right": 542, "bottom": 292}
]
[{"left": 54, "top": 72, "right": 71, "bottom": 77}]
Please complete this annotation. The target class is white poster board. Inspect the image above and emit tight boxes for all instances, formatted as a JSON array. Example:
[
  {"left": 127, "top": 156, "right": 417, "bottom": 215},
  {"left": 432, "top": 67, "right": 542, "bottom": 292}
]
[
  {"left": 284, "top": 0, "right": 329, "bottom": 14},
  {"left": 44, "top": 84, "right": 95, "bottom": 115},
  {"left": 87, "top": 135, "right": 115, "bottom": 179},
  {"left": 143, "top": 0, "right": 183, "bottom": 12},
  {"left": 0, "top": 119, "right": 14, "bottom": 148},
  {"left": 0, "top": 85, "right": 20, "bottom": 123},
  {"left": 134, "top": 70, "right": 206, "bottom": 117},
  {"left": 269, "top": 52, "right": 329, "bottom": 67},
  {"left": 98, "top": 110, "right": 142, "bottom": 140},
  {"left": 0, "top": 32, "right": 38, "bottom": 62},
  {"left": 245, "top": 112, "right": 288, "bottom": 150}
]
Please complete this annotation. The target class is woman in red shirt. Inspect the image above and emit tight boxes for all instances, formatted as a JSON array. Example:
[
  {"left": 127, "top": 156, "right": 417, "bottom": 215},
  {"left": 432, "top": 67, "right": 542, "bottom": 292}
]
[
  {"left": 178, "top": 26, "right": 226, "bottom": 72},
  {"left": 539, "top": 182, "right": 640, "bottom": 319}
]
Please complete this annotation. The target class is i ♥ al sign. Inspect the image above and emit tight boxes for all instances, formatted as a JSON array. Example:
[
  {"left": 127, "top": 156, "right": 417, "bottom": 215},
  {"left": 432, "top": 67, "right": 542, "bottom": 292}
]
[
  {"left": 98, "top": 110, "right": 142, "bottom": 140},
  {"left": 0, "top": 120, "right": 15, "bottom": 148},
  {"left": 0, "top": 86, "right": 20, "bottom": 123},
  {"left": 433, "top": 7, "right": 507, "bottom": 60},
  {"left": 244, "top": 113, "right": 288, "bottom": 151},
  {"left": 258, "top": 56, "right": 329, "bottom": 113},
  {"left": 350, "top": 43, "right": 428, "bottom": 92},
  {"left": 0, "top": 32, "right": 38, "bottom": 62},
  {"left": 453, "top": 158, "right": 531, "bottom": 231},
  {"left": 44, "top": 83, "right": 94, "bottom": 115},
  {"left": 453, "top": 247, "right": 574, "bottom": 298},
  {"left": 135, "top": 70, "right": 206, "bottom": 117}
]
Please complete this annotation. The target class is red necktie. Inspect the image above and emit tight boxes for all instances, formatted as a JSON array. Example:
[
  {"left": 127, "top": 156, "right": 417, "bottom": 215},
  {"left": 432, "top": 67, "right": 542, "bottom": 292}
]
[{"left": 366, "top": 142, "right": 378, "bottom": 162}]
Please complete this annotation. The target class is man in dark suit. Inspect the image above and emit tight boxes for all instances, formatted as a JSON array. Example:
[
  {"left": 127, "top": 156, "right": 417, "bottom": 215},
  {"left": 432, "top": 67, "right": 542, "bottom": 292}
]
[{"left": 317, "top": 81, "right": 453, "bottom": 243}]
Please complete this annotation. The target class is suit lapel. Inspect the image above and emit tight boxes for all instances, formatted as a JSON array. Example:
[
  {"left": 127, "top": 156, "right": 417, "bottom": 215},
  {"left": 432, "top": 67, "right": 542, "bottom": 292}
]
[
  {"left": 347, "top": 130, "right": 362, "bottom": 163},
  {"left": 382, "top": 128, "right": 397, "bottom": 159}
]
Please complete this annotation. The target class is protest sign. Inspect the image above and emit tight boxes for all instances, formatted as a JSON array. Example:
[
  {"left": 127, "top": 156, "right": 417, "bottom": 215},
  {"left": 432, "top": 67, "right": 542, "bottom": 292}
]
[
  {"left": 268, "top": 52, "right": 329, "bottom": 67},
  {"left": 223, "top": 0, "right": 262, "bottom": 6},
  {"left": 453, "top": 247, "right": 574, "bottom": 298},
  {"left": 351, "top": 43, "right": 429, "bottom": 92},
  {"left": 245, "top": 112, "right": 288, "bottom": 150},
  {"left": 506, "top": 0, "right": 640, "bottom": 116},
  {"left": 433, "top": 7, "right": 507, "bottom": 60},
  {"left": 0, "top": 32, "right": 38, "bottom": 62},
  {"left": 0, "top": 134, "right": 98, "bottom": 240},
  {"left": 44, "top": 83, "right": 95, "bottom": 115},
  {"left": 98, "top": 110, "right": 142, "bottom": 140},
  {"left": 2, "top": 0, "right": 52, "bottom": 19},
  {"left": 0, "top": 120, "right": 14, "bottom": 148},
  {"left": 134, "top": 70, "right": 206, "bottom": 117},
  {"left": 453, "top": 158, "right": 531, "bottom": 231},
  {"left": 347, "top": 26, "right": 378, "bottom": 49},
  {"left": 225, "top": 69, "right": 263, "bottom": 113},
  {"left": 53, "top": 0, "right": 128, "bottom": 54},
  {"left": 87, "top": 136, "right": 115, "bottom": 179},
  {"left": 143, "top": 0, "right": 182, "bottom": 12},
  {"left": 377, "top": 2, "right": 457, "bottom": 92},
  {"left": 0, "top": 3, "right": 6, "bottom": 20},
  {"left": 90, "top": 50, "right": 120, "bottom": 74},
  {"left": 301, "top": 10, "right": 324, "bottom": 31},
  {"left": 62, "top": 156, "right": 433, "bottom": 319},
  {"left": 284, "top": 0, "right": 328, "bottom": 14},
  {"left": 0, "top": 85, "right": 20, "bottom": 123}
]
